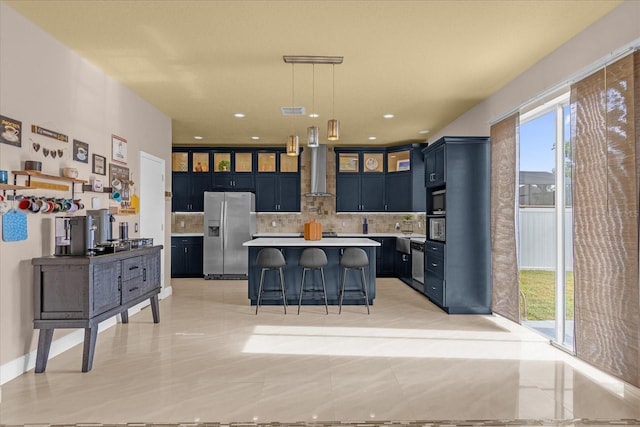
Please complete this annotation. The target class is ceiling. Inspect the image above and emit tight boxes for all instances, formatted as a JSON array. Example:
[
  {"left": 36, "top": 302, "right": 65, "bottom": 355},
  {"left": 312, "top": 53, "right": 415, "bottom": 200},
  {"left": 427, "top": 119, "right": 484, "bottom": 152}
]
[{"left": 4, "top": 0, "right": 622, "bottom": 148}]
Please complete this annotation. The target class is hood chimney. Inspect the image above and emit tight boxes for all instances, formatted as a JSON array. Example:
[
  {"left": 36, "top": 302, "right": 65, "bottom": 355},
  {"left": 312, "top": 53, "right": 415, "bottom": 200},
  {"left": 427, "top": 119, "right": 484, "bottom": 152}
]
[{"left": 304, "top": 145, "right": 333, "bottom": 197}]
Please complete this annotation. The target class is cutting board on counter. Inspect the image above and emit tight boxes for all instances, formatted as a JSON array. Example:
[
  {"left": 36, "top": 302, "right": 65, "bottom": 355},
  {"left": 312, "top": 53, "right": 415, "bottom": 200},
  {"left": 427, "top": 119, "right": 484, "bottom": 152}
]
[{"left": 2, "top": 209, "right": 28, "bottom": 241}]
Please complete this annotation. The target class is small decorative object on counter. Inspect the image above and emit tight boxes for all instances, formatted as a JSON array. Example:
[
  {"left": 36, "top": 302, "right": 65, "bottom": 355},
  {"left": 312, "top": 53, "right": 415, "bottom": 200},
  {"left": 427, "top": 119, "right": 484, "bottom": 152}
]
[
  {"left": 362, "top": 217, "right": 368, "bottom": 234},
  {"left": 303, "top": 218, "right": 322, "bottom": 240},
  {"left": 119, "top": 222, "right": 129, "bottom": 240}
]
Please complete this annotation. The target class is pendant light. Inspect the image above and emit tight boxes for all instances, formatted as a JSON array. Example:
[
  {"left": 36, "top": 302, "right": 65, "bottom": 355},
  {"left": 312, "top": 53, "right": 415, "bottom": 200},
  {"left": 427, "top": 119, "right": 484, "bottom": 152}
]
[
  {"left": 327, "top": 64, "right": 340, "bottom": 141},
  {"left": 307, "top": 64, "right": 319, "bottom": 147},
  {"left": 286, "top": 63, "right": 299, "bottom": 156}
]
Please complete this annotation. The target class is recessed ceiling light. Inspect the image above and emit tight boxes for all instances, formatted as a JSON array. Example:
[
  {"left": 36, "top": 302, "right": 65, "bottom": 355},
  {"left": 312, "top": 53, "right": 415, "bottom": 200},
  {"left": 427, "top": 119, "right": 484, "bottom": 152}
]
[
  {"left": 419, "top": 129, "right": 430, "bottom": 134},
  {"left": 251, "top": 136, "right": 260, "bottom": 140},
  {"left": 234, "top": 113, "right": 246, "bottom": 118},
  {"left": 309, "top": 113, "right": 319, "bottom": 118},
  {"left": 368, "top": 136, "right": 377, "bottom": 140},
  {"left": 193, "top": 136, "right": 203, "bottom": 140},
  {"left": 383, "top": 114, "right": 394, "bottom": 119}
]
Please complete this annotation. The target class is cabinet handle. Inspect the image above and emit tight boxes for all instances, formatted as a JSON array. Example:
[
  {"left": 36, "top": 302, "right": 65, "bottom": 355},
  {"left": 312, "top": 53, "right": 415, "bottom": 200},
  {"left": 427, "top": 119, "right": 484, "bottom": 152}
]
[
  {"left": 129, "top": 287, "right": 139, "bottom": 292},
  {"left": 118, "top": 275, "right": 122, "bottom": 291},
  {"left": 431, "top": 263, "right": 438, "bottom": 267},
  {"left": 431, "top": 286, "right": 436, "bottom": 290},
  {"left": 128, "top": 265, "right": 139, "bottom": 271},
  {"left": 143, "top": 267, "right": 147, "bottom": 281},
  {"left": 184, "top": 247, "right": 187, "bottom": 253},
  {"left": 430, "top": 173, "right": 435, "bottom": 182}
]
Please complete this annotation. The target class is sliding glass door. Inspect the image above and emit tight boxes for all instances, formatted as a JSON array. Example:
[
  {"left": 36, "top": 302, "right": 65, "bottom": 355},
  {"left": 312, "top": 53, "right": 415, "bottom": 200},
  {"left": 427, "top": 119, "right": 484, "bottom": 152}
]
[{"left": 518, "top": 94, "right": 574, "bottom": 350}]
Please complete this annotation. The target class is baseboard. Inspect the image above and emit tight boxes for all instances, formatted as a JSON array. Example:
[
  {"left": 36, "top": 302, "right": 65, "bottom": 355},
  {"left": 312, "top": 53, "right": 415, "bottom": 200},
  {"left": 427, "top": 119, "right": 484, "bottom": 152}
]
[{"left": 0, "top": 285, "right": 173, "bottom": 388}]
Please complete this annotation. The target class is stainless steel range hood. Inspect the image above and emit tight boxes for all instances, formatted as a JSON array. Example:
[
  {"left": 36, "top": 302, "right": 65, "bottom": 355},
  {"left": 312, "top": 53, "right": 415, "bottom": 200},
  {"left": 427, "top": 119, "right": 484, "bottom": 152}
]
[{"left": 304, "top": 144, "right": 334, "bottom": 197}]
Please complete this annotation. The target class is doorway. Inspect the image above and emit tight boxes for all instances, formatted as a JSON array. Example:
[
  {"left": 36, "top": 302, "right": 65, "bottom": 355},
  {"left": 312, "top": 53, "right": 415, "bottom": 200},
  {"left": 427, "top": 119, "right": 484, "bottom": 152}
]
[
  {"left": 518, "top": 94, "right": 574, "bottom": 350},
  {"left": 140, "top": 151, "right": 166, "bottom": 287}
]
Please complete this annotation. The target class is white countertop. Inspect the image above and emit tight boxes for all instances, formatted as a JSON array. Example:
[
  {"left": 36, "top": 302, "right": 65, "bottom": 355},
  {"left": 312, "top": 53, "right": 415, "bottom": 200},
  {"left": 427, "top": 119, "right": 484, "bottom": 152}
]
[
  {"left": 244, "top": 237, "right": 381, "bottom": 247},
  {"left": 171, "top": 233, "right": 204, "bottom": 237},
  {"left": 252, "top": 232, "right": 427, "bottom": 238}
]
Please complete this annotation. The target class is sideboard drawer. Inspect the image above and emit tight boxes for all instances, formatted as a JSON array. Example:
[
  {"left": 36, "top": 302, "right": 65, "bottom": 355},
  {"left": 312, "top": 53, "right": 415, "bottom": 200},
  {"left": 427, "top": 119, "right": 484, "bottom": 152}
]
[{"left": 122, "top": 256, "right": 143, "bottom": 281}]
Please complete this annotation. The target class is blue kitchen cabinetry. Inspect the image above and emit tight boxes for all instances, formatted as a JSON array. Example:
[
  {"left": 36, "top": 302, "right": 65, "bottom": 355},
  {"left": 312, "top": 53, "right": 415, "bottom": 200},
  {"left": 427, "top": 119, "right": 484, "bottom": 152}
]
[
  {"left": 425, "top": 143, "right": 445, "bottom": 188},
  {"left": 171, "top": 236, "right": 203, "bottom": 278},
  {"left": 211, "top": 150, "right": 255, "bottom": 191},
  {"left": 254, "top": 149, "right": 301, "bottom": 212},
  {"left": 422, "top": 136, "right": 491, "bottom": 314},
  {"left": 335, "top": 144, "right": 426, "bottom": 212},
  {"left": 335, "top": 149, "right": 386, "bottom": 212},
  {"left": 171, "top": 149, "right": 211, "bottom": 212},
  {"left": 370, "top": 237, "right": 396, "bottom": 277}
]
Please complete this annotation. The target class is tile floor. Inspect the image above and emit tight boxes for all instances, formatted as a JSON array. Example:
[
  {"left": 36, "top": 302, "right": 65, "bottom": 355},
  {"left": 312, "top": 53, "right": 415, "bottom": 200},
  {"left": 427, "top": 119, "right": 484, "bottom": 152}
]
[{"left": 1, "top": 278, "right": 639, "bottom": 425}]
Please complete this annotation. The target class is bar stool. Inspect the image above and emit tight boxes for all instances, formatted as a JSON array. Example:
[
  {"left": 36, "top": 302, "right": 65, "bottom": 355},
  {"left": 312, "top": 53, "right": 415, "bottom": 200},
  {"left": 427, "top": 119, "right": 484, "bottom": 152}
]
[
  {"left": 255, "top": 248, "right": 287, "bottom": 314},
  {"left": 297, "top": 248, "right": 329, "bottom": 314},
  {"left": 338, "top": 247, "right": 370, "bottom": 314}
]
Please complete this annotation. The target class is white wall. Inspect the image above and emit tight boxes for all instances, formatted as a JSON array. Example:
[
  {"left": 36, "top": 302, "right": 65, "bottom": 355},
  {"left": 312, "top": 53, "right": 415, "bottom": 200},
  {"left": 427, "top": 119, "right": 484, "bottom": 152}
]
[
  {"left": 431, "top": 1, "right": 640, "bottom": 141},
  {"left": 0, "top": 3, "right": 172, "bottom": 383}
]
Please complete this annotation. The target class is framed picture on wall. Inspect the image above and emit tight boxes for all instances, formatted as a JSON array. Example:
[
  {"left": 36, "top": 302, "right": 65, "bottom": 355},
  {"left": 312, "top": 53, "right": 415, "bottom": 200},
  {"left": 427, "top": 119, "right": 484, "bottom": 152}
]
[
  {"left": 111, "top": 134, "right": 127, "bottom": 164},
  {"left": 92, "top": 154, "right": 106, "bottom": 175},
  {"left": 73, "top": 139, "right": 89, "bottom": 163}
]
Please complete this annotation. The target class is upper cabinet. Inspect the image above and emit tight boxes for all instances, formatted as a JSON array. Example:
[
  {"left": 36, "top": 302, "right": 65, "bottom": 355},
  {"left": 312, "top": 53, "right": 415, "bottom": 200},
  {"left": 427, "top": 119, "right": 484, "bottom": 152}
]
[
  {"left": 335, "top": 144, "right": 426, "bottom": 212},
  {"left": 212, "top": 150, "right": 255, "bottom": 191},
  {"left": 425, "top": 143, "right": 445, "bottom": 187},
  {"left": 255, "top": 150, "right": 301, "bottom": 212},
  {"left": 336, "top": 150, "right": 385, "bottom": 212},
  {"left": 171, "top": 149, "right": 211, "bottom": 212},
  {"left": 171, "top": 147, "right": 301, "bottom": 213}
]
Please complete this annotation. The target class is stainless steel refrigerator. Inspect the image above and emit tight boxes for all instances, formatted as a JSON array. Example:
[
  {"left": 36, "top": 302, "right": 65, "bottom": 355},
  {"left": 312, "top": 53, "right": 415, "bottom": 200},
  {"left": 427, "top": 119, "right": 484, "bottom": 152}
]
[{"left": 203, "top": 192, "right": 256, "bottom": 279}]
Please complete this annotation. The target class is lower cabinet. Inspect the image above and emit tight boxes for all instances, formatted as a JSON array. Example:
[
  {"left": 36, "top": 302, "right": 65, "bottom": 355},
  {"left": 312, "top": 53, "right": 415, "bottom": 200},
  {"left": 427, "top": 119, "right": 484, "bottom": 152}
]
[
  {"left": 171, "top": 236, "right": 203, "bottom": 278},
  {"left": 424, "top": 244, "right": 445, "bottom": 306},
  {"left": 394, "top": 250, "right": 412, "bottom": 285},
  {"left": 370, "top": 237, "right": 396, "bottom": 277}
]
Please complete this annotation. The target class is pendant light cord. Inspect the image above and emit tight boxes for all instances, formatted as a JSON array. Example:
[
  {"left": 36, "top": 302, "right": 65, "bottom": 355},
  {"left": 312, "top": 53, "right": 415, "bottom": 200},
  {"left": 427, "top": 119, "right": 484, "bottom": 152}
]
[
  {"left": 332, "top": 64, "right": 335, "bottom": 118},
  {"left": 291, "top": 63, "right": 295, "bottom": 134}
]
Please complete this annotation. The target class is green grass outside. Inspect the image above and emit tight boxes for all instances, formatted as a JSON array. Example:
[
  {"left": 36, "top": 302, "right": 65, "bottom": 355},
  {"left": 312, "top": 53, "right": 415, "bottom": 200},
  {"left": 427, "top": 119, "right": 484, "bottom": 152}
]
[{"left": 519, "top": 270, "right": 574, "bottom": 321}]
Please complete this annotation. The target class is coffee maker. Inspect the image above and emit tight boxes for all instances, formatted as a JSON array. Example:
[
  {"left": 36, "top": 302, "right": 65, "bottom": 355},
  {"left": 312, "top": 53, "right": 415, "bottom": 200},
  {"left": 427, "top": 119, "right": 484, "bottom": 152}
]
[
  {"left": 54, "top": 216, "right": 95, "bottom": 256},
  {"left": 86, "top": 209, "right": 113, "bottom": 244}
]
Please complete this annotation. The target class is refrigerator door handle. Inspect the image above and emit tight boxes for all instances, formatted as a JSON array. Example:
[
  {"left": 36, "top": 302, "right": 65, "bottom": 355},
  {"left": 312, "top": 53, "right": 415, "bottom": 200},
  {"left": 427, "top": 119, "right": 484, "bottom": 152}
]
[
  {"left": 220, "top": 200, "right": 225, "bottom": 252},
  {"left": 223, "top": 200, "right": 228, "bottom": 250}
]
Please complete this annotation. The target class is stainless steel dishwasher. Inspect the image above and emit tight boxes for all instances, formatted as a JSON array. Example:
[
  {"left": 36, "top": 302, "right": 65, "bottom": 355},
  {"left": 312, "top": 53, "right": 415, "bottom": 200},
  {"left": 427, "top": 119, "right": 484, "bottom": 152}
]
[{"left": 411, "top": 240, "right": 425, "bottom": 287}]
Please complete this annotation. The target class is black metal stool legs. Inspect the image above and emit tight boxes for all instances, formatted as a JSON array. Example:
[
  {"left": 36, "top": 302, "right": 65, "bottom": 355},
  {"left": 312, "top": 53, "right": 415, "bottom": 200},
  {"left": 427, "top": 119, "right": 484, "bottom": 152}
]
[{"left": 298, "top": 267, "right": 329, "bottom": 315}]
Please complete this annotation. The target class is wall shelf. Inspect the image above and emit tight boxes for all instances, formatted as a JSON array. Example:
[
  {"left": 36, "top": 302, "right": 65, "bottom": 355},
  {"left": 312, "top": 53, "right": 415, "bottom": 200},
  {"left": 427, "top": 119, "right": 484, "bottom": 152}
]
[
  {"left": 81, "top": 184, "right": 112, "bottom": 193},
  {"left": 12, "top": 170, "right": 88, "bottom": 198}
]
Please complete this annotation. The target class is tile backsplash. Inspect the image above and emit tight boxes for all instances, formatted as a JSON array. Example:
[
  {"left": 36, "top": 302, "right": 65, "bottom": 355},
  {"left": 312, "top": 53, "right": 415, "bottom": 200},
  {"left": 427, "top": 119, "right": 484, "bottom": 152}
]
[{"left": 172, "top": 146, "right": 426, "bottom": 235}]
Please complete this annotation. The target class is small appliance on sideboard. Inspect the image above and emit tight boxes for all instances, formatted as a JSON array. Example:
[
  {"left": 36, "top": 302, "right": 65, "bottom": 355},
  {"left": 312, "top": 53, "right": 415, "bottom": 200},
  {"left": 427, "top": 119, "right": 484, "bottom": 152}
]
[
  {"left": 54, "top": 216, "right": 95, "bottom": 256},
  {"left": 86, "top": 208, "right": 113, "bottom": 245}
]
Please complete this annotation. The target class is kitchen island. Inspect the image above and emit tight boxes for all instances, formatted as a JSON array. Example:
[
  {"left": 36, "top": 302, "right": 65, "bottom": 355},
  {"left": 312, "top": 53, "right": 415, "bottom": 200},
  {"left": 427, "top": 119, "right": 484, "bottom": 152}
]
[{"left": 243, "top": 238, "right": 380, "bottom": 307}]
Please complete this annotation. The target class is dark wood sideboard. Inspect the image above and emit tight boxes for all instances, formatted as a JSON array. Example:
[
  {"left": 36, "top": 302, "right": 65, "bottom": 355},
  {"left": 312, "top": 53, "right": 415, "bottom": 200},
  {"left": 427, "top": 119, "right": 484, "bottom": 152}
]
[{"left": 31, "top": 245, "right": 163, "bottom": 372}]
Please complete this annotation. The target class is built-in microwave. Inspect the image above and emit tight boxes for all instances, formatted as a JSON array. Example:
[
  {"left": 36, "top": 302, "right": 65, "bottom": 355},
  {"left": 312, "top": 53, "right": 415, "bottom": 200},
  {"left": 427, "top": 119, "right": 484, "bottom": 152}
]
[
  {"left": 428, "top": 217, "right": 446, "bottom": 242},
  {"left": 431, "top": 189, "right": 445, "bottom": 214}
]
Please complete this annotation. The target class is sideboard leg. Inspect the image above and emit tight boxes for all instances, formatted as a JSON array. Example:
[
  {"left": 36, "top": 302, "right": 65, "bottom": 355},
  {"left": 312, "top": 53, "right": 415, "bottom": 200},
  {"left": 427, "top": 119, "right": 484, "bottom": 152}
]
[
  {"left": 35, "top": 328, "right": 54, "bottom": 373},
  {"left": 150, "top": 295, "right": 160, "bottom": 323},
  {"left": 82, "top": 327, "right": 98, "bottom": 372},
  {"left": 120, "top": 309, "right": 129, "bottom": 323}
]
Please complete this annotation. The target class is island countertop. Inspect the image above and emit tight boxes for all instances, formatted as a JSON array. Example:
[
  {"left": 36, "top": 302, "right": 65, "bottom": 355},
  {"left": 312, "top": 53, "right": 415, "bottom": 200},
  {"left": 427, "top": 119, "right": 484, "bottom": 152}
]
[{"left": 243, "top": 237, "right": 381, "bottom": 247}]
